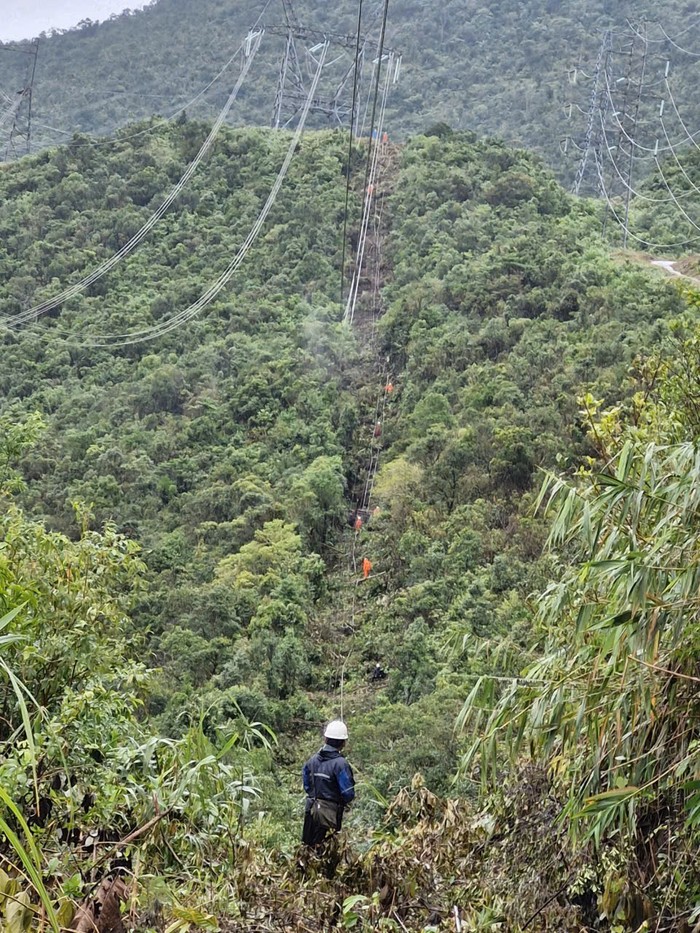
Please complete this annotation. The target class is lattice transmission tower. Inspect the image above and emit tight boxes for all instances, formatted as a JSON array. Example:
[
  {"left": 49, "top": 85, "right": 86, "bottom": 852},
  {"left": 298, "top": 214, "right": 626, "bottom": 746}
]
[
  {"left": 269, "top": 0, "right": 400, "bottom": 130},
  {"left": 571, "top": 28, "right": 613, "bottom": 196},
  {"left": 0, "top": 39, "right": 39, "bottom": 161},
  {"left": 605, "top": 22, "right": 649, "bottom": 244},
  {"left": 569, "top": 22, "right": 654, "bottom": 245}
]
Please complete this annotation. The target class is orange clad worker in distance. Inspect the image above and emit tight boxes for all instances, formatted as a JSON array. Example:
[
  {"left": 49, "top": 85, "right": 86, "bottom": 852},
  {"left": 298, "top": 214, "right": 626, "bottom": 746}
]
[{"left": 362, "top": 558, "right": 373, "bottom": 579}]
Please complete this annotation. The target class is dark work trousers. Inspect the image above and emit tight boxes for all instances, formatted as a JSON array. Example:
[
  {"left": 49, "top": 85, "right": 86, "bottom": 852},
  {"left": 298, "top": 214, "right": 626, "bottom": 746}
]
[{"left": 302, "top": 798, "right": 341, "bottom": 848}]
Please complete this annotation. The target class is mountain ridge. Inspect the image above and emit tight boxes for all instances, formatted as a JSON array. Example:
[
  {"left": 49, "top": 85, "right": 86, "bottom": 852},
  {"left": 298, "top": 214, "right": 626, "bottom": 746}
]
[{"left": 2, "top": 0, "right": 700, "bottom": 181}]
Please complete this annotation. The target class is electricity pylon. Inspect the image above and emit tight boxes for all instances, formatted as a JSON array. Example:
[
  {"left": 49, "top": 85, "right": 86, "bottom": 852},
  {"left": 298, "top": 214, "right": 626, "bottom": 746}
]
[
  {"left": 572, "top": 29, "right": 612, "bottom": 195},
  {"left": 269, "top": 0, "right": 399, "bottom": 129},
  {"left": 1, "top": 38, "right": 39, "bottom": 161}
]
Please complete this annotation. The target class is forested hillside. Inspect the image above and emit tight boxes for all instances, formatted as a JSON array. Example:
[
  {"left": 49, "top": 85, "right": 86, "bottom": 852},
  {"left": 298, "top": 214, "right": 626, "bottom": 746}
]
[
  {"left": 2, "top": 0, "right": 700, "bottom": 179},
  {"left": 1, "top": 108, "right": 699, "bottom": 929}
]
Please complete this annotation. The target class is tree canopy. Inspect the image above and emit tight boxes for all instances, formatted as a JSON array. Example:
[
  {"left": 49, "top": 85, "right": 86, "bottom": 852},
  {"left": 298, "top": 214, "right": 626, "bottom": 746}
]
[{"left": 0, "top": 117, "right": 699, "bottom": 929}]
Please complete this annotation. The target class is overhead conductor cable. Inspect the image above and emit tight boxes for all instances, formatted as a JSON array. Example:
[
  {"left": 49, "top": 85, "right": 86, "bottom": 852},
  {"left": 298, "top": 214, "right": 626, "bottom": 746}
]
[
  {"left": 33, "top": 0, "right": 274, "bottom": 151},
  {"left": 344, "top": 0, "right": 393, "bottom": 326},
  {"left": 76, "top": 42, "right": 330, "bottom": 347},
  {"left": 343, "top": 50, "right": 392, "bottom": 325},
  {"left": 660, "top": 115, "right": 700, "bottom": 197},
  {"left": 7, "top": 29, "right": 264, "bottom": 328},
  {"left": 594, "top": 148, "right": 700, "bottom": 250},
  {"left": 340, "top": 0, "right": 365, "bottom": 303}
]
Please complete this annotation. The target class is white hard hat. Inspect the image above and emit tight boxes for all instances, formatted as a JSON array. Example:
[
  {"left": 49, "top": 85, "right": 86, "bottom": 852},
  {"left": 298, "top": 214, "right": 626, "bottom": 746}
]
[{"left": 324, "top": 720, "right": 349, "bottom": 741}]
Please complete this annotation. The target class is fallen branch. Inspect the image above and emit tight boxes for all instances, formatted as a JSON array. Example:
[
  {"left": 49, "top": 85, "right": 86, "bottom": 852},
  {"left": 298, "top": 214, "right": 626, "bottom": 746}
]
[
  {"left": 89, "top": 809, "right": 174, "bottom": 878},
  {"left": 522, "top": 875, "right": 573, "bottom": 930}
]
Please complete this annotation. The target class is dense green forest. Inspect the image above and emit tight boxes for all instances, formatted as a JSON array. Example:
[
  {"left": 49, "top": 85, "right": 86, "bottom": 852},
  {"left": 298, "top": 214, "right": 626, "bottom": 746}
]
[
  {"left": 1, "top": 103, "right": 699, "bottom": 929},
  {"left": 2, "top": 0, "right": 700, "bottom": 180}
]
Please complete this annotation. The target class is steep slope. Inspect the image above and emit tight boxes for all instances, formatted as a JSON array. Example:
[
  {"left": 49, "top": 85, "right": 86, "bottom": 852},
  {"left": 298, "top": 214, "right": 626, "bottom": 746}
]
[
  {"left": 1, "top": 115, "right": 698, "bottom": 927},
  {"left": 0, "top": 119, "right": 687, "bottom": 798},
  {"left": 2, "top": 0, "right": 700, "bottom": 178}
]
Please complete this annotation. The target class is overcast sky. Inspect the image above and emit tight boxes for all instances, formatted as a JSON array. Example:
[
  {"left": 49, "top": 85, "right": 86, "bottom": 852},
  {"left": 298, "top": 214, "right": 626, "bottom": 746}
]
[{"left": 2, "top": 2, "right": 151, "bottom": 42}]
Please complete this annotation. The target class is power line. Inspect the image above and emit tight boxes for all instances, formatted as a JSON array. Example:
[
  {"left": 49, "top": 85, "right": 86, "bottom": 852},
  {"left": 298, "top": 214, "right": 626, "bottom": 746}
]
[
  {"left": 570, "top": 19, "right": 700, "bottom": 249},
  {"left": 360, "top": 0, "right": 391, "bottom": 211},
  {"left": 24, "top": 0, "right": 274, "bottom": 152},
  {"left": 594, "top": 148, "right": 700, "bottom": 250},
  {"left": 56, "top": 42, "right": 330, "bottom": 348},
  {"left": 572, "top": 28, "right": 611, "bottom": 195},
  {"left": 5, "top": 31, "right": 263, "bottom": 329},
  {"left": 0, "top": 94, "right": 21, "bottom": 129},
  {"left": 344, "top": 50, "right": 394, "bottom": 325},
  {"left": 593, "top": 84, "right": 700, "bottom": 246},
  {"left": 664, "top": 75, "right": 700, "bottom": 157},
  {"left": 600, "top": 48, "right": 668, "bottom": 156},
  {"left": 2, "top": 39, "right": 39, "bottom": 161},
  {"left": 652, "top": 153, "right": 700, "bottom": 233},
  {"left": 270, "top": 0, "right": 393, "bottom": 130},
  {"left": 571, "top": 24, "right": 672, "bottom": 199},
  {"left": 625, "top": 17, "right": 700, "bottom": 48},
  {"left": 25, "top": 39, "right": 39, "bottom": 156},
  {"left": 657, "top": 21, "right": 700, "bottom": 57},
  {"left": 598, "top": 113, "right": 685, "bottom": 204},
  {"left": 344, "top": 0, "right": 393, "bottom": 325},
  {"left": 621, "top": 22, "right": 648, "bottom": 247},
  {"left": 659, "top": 115, "right": 700, "bottom": 198},
  {"left": 340, "top": 0, "right": 365, "bottom": 304}
]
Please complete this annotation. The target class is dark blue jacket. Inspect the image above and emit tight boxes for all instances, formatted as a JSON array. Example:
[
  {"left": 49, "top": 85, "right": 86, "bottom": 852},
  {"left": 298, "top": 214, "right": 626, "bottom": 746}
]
[{"left": 302, "top": 745, "right": 355, "bottom": 805}]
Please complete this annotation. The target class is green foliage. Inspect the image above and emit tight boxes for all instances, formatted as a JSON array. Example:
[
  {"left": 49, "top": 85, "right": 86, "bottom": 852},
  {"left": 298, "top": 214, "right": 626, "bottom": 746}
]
[
  {"left": 348, "top": 132, "right": 685, "bottom": 761},
  {"left": 0, "top": 417, "right": 277, "bottom": 923},
  {"left": 0, "top": 787, "right": 60, "bottom": 933},
  {"left": 1, "top": 116, "right": 698, "bottom": 928},
  {"left": 628, "top": 148, "right": 700, "bottom": 254},
  {"left": 462, "top": 440, "right": 700, "bottom": 823},
  {"left": 0, "top": 413, "right": 45, "bottom": 493},
  {"left": 0, "top": 504, "right": 145, "bottom": 716},
  {"left": 458, "top": 331, "right": 700, "bottom": 922},
  {"left": 0, "top": 123, "right": 362, "bottom": 741}
]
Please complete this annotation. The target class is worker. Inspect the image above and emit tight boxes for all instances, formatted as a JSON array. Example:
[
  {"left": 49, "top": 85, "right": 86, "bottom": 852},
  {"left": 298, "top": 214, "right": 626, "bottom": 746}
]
[
  {"left": 373, "top": 421, "right": 382, "bottom": 439},
  {"left": 354, "top": 515, "right": 363, "bottom": 532},
  {"left": 302, "top": 721, "right": 355, "bottom": 849},
  {"left": 371, "top": 662, "right": 387, "bottom": 682},
  {"left": 362, "top": 557, "right": 373, "bottom": 579}
]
